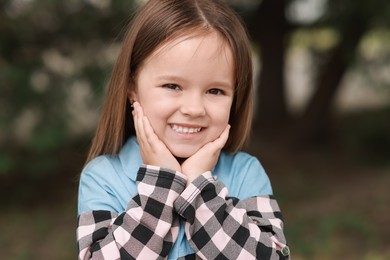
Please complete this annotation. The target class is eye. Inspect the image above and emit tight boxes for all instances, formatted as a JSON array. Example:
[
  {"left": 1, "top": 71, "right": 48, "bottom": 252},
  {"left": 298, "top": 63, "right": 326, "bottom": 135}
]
[
  {"left": 162, "top": 83, "right": 181, "bottom": 91},
  {"left": 208, "top": 88, "right": 225, "bottom": 95}
]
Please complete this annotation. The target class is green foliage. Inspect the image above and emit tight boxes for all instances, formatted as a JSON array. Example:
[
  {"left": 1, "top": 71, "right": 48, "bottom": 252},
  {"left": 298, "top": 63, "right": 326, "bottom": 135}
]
[
  {"left": 339, "top": 107, "right": 390, "bottom": 166},
  {"left": 324, "top": 0, "right": 390, "bottom": 27},
  {"left": 0, "top": 153, "right": 14, "bottom": 175},
  {"left": 1, "top": 0, "right": 389, "bottom": 179},
  {"left": 1, "top": 0, "right": 137, "bottom": 176}
]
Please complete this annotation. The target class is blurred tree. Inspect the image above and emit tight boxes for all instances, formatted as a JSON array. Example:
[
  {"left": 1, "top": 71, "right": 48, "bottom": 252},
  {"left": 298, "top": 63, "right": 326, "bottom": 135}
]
[
  {"left": 0, "top": 0, "right": 137, "bottom": 176},
  {"left": 233, "top": 0, "right": 390, "bottom": 144},
  {"left": 0, "top": 0, "right": 389, "bottom": 177}
]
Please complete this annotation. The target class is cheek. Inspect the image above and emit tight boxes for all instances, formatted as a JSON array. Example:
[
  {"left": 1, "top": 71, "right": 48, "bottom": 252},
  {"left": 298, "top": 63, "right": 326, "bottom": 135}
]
[
  {"left": 142, "top": 106, "right": 161, "bottom": 126},
  {"left": 138, "top": 91, "right": 159, "bottom": 117},
  {"left": 209, "top": 104, "right": 231, "bottom": 132},
  {"left": 140, "top": 100, "right": 170, "bottom": 132},
  {"left": 215, "top": 101, "right": 232, "bottom": 123},
  {"left": 217, "top": 110, "right": 230, "bottom": 125}
]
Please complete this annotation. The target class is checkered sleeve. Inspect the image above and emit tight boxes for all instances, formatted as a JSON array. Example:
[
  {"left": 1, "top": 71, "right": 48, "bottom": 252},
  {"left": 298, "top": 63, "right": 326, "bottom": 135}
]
[
  {"left": 174, "top": 171, "right": 290, "bottom": 260},
  {"left": 77, "top": 165, "right": 187, "bottom": 260}
]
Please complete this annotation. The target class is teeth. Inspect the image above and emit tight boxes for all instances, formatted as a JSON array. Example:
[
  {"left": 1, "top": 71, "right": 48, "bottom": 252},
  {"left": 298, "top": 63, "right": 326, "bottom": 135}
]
[{"left": 171, "top": 125, "right": 201, "bottom": 133}]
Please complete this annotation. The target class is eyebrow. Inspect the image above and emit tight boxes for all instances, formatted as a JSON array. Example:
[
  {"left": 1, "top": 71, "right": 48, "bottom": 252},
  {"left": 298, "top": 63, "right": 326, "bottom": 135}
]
[
  {"left": 156, "top": 75, "right": 188, "bottom": 83},
  {"left": 156, "top": 75, "right": 234, "bottom": 89}
]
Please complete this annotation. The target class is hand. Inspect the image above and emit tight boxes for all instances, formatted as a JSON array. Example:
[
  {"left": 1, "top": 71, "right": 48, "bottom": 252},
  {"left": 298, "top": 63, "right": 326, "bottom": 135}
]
[
  {"left": 132, "top": 102, "right": 181, "bottom": 172},
  {"left": 181, "top": 124, "right": 230, "bottom": 184}
]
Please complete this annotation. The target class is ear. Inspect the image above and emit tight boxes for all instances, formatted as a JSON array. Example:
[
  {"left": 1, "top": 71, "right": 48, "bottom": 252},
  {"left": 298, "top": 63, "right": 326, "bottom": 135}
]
[{"left": 127, "top": 86, "right": 137, "bottom": 105}]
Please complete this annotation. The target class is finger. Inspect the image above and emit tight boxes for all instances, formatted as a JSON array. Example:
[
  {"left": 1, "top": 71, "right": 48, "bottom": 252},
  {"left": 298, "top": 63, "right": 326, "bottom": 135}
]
[
  {"left": 134, "top": 102, "right": 147, "bottom": 145},
  {"left": 220, "top": 124, "right": 231, "bottom": 144},
  {"left": 132, "top": 102, "right": 140, "bottom": 137},
  {"left": 142, "top": 115, "right": 160, "bottom": 145}
]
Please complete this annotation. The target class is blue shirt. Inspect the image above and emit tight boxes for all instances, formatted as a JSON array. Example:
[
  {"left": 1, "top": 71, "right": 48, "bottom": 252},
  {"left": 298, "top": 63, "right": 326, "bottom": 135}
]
[{"left": 78, "top": 136, "right": 273, "bottom": 259}]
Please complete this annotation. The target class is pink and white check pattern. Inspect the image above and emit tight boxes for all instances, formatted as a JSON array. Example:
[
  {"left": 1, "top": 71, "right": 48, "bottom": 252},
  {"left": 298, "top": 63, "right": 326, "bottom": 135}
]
[
  {"left": 77, "top": 165, "right": 289, "bottom": 259},
  {"left": 174, "top": 172, "right": 289, "bottom": 259}
]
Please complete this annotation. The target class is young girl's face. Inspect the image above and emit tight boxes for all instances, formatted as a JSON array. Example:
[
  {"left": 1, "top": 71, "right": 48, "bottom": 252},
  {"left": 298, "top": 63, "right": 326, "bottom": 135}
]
[{"left": 132, "top": 31, "right": 234, "bottom": 158}]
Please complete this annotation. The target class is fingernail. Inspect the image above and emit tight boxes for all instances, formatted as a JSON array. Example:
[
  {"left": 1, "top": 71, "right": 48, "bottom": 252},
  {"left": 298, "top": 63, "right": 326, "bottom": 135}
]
[{"left": 133, "top": 102, "right": 139, "bottom": 111}]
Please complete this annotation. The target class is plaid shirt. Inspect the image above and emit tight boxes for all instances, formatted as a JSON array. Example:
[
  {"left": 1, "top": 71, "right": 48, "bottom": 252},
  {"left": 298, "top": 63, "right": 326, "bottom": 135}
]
[{"left": 77, "top": 165, "right": 289, "bottom": 259}]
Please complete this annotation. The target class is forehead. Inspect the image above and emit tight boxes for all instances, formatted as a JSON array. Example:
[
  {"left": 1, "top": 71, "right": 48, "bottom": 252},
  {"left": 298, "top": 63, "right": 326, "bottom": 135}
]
[
  {"left": 146, "top": 30, "right": 234, "bottom": 66},
  {"left": 136, "top": 30, "right": 236, "bottom": 91}
]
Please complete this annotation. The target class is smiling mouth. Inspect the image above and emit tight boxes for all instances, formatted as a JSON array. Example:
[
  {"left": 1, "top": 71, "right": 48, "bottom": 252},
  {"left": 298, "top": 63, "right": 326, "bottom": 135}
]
[{"left": 171, "top": 124, "right": 202, "bottom": 133}]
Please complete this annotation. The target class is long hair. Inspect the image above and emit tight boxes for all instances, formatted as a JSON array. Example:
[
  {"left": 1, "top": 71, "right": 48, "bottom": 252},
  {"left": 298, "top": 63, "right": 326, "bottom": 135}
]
[{"left": 86, "top": 0, "right": 253, "bottom": 163}]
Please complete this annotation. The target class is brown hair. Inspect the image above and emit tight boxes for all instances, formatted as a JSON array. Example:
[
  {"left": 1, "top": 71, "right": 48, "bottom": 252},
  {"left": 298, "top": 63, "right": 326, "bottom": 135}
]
[{"left": 86, "top": 0, "right": 253, "bottom": 163}]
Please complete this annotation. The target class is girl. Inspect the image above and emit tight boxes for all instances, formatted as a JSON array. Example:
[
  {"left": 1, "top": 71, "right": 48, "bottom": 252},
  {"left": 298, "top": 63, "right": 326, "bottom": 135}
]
[{"left": 77, "top": 0, "right": 290, "bottom": 259}]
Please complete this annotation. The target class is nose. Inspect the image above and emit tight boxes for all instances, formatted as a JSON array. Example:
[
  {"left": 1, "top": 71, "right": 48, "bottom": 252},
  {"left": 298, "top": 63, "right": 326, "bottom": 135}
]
[{"left": 180, "top": 93, "right": 206, "bottom": 117}]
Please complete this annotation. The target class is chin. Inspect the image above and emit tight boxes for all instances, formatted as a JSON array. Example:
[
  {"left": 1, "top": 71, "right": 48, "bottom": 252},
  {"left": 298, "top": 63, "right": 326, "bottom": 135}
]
[{"left": 169, "top": 147, "right": 198, "bottom": 159}]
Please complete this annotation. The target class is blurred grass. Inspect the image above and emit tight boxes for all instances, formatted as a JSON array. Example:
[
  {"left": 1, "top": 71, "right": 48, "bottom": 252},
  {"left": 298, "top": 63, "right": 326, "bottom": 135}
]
[
  {"left": 0, "top": 202, "right": 77, "bottom": 259},
  {"left": 270, "top": 156, "right": 390, "bottom": 259}
]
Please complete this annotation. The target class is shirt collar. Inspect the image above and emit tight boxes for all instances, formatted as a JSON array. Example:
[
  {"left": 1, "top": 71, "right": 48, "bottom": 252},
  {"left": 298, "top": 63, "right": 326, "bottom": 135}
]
[{"left": 118, "top": 136, "right": 225, "bottom": 182}]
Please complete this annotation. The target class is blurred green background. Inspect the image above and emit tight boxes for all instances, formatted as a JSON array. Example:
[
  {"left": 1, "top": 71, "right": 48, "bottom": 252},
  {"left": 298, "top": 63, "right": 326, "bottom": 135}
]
[{"left": 1, "top": 0, "right": 389, "bottom": 259}]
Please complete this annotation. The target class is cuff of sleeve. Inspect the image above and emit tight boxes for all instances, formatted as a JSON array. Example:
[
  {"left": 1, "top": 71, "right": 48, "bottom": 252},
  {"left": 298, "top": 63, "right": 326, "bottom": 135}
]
[
  {"left": 137, "top": 164, "right": 187, "bottom": 194},
  {"left": 173, "top": 171, "right": 215, "bottom": 216}
]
